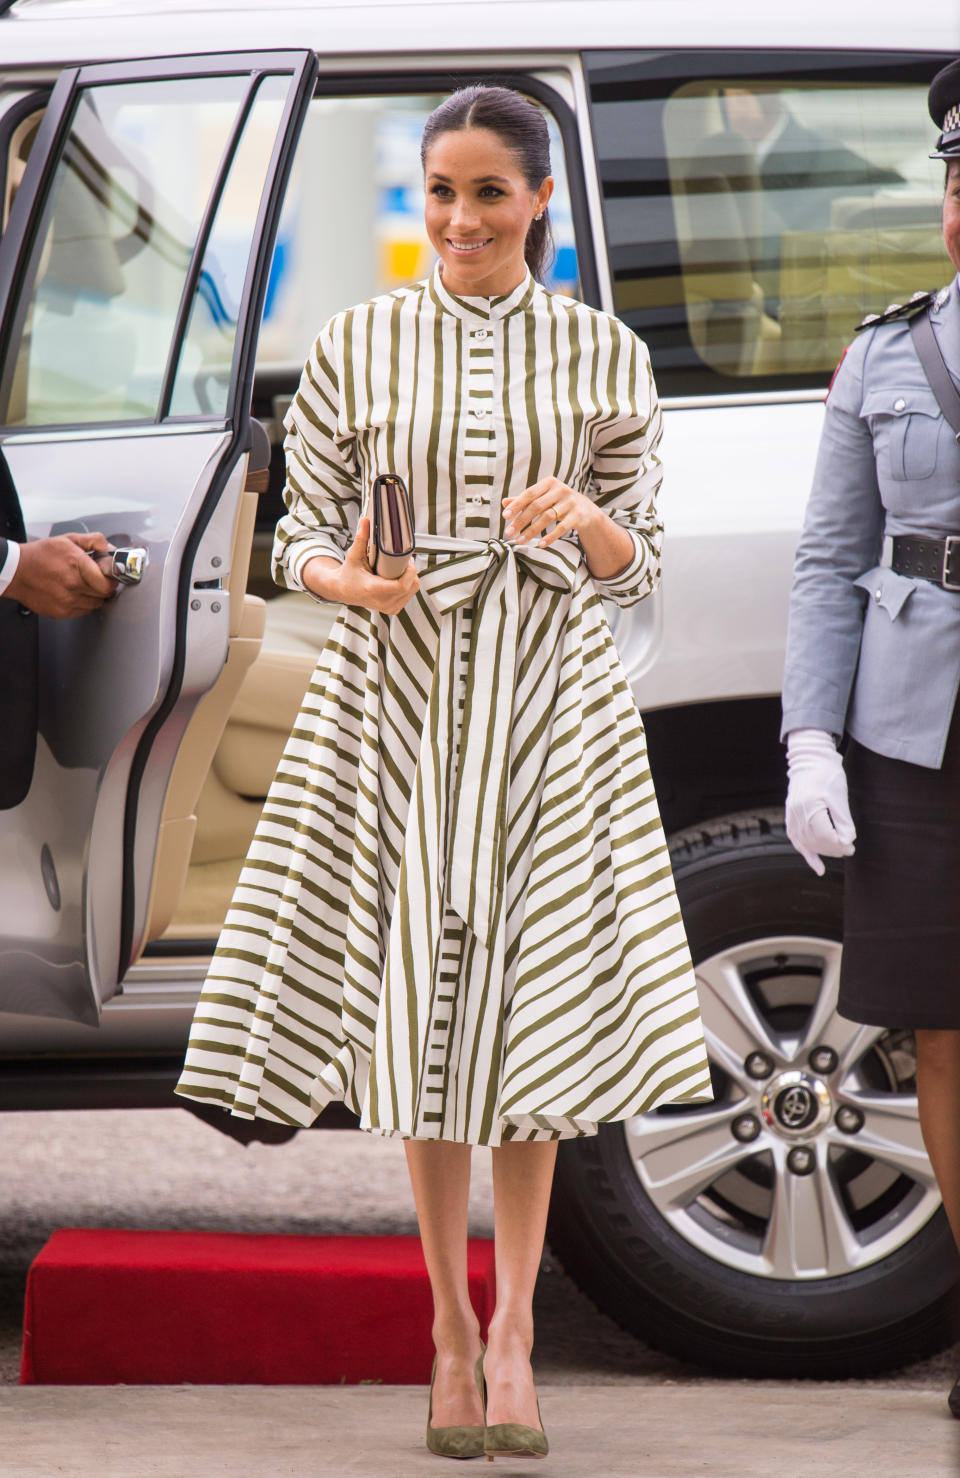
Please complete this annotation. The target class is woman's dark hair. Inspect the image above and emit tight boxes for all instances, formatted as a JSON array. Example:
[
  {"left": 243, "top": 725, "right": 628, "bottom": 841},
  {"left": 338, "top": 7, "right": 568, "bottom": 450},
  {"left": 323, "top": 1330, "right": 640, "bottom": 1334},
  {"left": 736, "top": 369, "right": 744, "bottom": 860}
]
[{"left": 420, "top": 85, "right": 554, "bottom": 281}]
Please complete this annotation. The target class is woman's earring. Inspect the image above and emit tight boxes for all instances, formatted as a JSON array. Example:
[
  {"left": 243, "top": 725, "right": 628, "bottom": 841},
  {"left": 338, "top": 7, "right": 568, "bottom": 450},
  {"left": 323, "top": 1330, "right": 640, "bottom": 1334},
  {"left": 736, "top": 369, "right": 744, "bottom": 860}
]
[{"left": 534, "top": 211, "right": 543, "bottom": 221}]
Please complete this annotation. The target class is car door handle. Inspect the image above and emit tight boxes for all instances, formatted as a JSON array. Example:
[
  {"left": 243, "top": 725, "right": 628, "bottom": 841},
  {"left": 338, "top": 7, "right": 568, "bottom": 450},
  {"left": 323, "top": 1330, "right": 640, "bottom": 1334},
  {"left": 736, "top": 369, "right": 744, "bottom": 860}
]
[{"left": 88, "top": 546, "right": 148, "bottom": 585}]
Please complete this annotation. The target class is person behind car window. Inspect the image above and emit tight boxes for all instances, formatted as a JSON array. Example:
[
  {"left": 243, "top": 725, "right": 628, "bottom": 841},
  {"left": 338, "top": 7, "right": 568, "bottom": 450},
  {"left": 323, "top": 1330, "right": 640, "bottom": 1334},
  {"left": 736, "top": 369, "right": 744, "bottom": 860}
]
[
  {"left": 721, "top": 85, "right": 902, "bottom": 315},
  {"left": 781, "top": 56, "right": 960, "bottom": 1422},
  {"left": 175, "top": 84, "right": 712, "bottom": 1461}
]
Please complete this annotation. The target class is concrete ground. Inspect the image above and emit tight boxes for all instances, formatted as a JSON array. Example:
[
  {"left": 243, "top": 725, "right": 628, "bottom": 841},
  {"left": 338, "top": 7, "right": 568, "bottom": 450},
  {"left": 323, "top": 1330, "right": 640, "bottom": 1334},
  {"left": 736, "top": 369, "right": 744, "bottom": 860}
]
[
  {"left": 3, "top": 1110, "right": 960, "bottom": 1476},
  {"left": 2, "top": 1383, "right": 959, "bottom": 1477}
]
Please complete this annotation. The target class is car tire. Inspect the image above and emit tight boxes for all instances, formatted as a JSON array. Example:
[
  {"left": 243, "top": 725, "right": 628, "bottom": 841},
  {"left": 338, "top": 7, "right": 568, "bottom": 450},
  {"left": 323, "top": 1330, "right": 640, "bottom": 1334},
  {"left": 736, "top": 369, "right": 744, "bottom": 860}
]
[{"left": 546, "top": 809, "right": 960, "bottom": 1377}]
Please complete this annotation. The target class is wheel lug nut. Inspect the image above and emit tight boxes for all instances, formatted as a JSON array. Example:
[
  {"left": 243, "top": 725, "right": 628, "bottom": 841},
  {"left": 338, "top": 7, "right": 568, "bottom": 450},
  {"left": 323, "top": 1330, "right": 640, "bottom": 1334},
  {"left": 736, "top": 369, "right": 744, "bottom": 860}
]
[
  {"left": 745, "top": 1052, "right": 775, "bottom": 1080},
  {"left": 809, "top": 1046, "right": 839, "bottom": 1074},
  {"left": 787, "top": 1145, "right": 816, "bottom": 1176},
  {"left": 835, "top": 1105, "right": 864, "bottom": 1135},
  {"left": 732, "top": 1113, "right": 761, "bottom": 1143}
]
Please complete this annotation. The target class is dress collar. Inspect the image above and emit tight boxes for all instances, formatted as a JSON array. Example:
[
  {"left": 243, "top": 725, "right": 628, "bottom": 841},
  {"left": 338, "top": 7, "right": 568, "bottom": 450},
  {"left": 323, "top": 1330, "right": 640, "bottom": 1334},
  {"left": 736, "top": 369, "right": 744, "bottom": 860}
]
[{"left": 427, "top": 261, "right": 537, "bottom": 321}]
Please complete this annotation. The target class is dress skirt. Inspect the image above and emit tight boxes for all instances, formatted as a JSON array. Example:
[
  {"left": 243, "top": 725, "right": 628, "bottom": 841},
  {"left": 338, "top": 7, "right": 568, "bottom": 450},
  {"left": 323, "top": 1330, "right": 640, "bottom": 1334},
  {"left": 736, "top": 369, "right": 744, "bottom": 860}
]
[{"left": 840, "top": 706, "right": 960, "bottom": 1029}]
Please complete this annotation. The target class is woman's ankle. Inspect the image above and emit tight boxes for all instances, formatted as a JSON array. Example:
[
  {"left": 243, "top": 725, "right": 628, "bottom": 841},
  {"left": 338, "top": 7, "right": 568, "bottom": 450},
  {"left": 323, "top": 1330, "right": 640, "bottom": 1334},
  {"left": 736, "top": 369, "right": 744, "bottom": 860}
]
[
  {"left": 485, "top": 1309, "right": 534, "bottom": 1352},
  {"left": 432, "top": 1313, "right": 483, "bottom": 1357}
]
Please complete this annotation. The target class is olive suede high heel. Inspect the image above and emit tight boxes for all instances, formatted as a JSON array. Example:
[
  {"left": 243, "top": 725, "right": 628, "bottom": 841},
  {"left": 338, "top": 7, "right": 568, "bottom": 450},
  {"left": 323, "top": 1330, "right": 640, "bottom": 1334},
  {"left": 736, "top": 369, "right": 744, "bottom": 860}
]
[
  {"left": 480, "top": 1351, "right": 549, "bottom": 1461},
  {"left": 425, "top": 1343, "right": 488, "bottom": 1460}
]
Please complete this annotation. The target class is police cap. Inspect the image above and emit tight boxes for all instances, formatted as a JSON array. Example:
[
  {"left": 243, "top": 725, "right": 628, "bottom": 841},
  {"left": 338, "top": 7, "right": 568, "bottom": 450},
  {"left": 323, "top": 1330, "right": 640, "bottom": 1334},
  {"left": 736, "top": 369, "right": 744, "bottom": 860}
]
[{"left": 929, "top": 58, "right": 960, "bottom": 160}]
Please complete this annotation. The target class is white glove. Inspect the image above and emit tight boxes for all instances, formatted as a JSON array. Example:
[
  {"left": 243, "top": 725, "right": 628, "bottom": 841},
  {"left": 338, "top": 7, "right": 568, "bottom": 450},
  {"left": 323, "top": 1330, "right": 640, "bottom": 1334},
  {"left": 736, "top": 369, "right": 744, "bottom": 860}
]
[{"left": 785, "top": 728, "right": 856, "bottom": 877}]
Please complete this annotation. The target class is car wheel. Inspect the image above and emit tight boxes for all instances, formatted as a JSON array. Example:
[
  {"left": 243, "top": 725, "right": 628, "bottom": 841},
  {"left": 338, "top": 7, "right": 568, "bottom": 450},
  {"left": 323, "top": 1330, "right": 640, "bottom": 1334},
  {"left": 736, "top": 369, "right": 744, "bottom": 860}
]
[{"left": 546, "top": 810, "right": 960, "bottom": 1377}]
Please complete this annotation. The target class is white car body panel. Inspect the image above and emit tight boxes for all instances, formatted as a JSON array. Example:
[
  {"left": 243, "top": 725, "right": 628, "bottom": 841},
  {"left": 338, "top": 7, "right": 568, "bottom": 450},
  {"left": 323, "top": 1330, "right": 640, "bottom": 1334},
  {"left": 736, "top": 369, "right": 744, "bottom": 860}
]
[{"left": 4, "top": 0, "right": 960, "bottom": 59}]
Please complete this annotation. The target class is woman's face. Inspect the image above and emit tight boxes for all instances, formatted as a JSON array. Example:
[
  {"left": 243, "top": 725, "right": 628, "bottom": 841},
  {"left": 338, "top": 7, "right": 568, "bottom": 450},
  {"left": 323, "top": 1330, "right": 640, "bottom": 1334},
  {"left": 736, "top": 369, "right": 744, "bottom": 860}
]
[
  {"left": 423, "top": 126, "right": 552, "bottom": 297},
  {"left": 944, "top": 159, "right": 960, "bottom": 274}
]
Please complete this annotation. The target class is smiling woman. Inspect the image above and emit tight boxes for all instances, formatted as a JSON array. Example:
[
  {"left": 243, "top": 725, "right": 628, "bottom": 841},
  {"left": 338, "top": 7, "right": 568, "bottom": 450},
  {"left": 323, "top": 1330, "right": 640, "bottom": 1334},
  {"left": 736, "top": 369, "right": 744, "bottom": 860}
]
[
  {"left": 420, "top": 85, "right": 554, "bottom": 292},
  {"left": 175, "top": 82, "right": 711, "bottom": 1462}
]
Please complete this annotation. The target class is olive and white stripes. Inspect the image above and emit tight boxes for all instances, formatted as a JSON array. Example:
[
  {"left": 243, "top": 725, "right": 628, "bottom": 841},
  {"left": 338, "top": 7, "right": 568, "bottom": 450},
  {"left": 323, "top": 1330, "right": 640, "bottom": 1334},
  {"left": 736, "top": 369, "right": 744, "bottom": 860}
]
[{"left": 175, "top": 266, "right": 711, "bottom": 1144}]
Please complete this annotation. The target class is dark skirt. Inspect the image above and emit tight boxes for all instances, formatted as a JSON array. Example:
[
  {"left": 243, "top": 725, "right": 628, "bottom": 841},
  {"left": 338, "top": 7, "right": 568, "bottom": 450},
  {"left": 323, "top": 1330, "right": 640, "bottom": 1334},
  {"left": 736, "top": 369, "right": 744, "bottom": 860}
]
[{"left": 840, "top": 710, "right": 960, "bottom": 1030}]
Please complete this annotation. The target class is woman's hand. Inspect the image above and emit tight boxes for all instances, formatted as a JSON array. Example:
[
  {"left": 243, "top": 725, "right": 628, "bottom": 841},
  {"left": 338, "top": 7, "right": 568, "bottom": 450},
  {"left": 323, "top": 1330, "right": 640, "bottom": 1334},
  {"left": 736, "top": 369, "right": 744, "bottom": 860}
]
[
  {"left": 502, "top": 478, "right": 596, "bottom": 547},
  {"left": 301, "top": 516, "right": 420, "bottom": 614},
  {"left": 503, "top": 478, "right": 635, "bottom": 581}
]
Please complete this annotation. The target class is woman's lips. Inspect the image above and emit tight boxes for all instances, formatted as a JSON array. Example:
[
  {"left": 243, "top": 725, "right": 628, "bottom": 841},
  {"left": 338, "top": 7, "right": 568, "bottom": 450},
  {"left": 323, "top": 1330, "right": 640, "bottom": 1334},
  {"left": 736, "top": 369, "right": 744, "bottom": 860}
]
[{"left": 448, "top": 238, "right": 492, "bottom": 254}]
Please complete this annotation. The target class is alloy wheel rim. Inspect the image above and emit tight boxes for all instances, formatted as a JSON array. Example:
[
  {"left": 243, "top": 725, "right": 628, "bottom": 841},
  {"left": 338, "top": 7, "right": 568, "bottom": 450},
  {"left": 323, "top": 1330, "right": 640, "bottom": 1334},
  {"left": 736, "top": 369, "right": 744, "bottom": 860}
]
[{"left": 624, "top": 936, "right": 941, "bottom": 1280}]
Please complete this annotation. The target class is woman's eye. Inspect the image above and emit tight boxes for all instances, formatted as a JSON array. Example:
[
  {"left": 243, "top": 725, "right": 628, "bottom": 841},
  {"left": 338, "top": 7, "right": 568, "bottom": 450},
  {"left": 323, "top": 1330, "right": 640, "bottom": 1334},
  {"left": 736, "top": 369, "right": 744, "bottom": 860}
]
[
  {"left": 479, "top": 186, "right": 504, "bottom": 197},
  {"left": 429, "top": 184, "right": 453, "bottom": 197}
]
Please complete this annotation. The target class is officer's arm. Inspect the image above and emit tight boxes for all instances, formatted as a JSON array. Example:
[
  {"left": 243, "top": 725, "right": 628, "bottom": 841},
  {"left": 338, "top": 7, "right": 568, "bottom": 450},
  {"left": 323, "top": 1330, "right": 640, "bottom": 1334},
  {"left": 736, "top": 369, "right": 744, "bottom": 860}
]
[{"left": 781, "top": 333, "right": 884, "bottom": 739}]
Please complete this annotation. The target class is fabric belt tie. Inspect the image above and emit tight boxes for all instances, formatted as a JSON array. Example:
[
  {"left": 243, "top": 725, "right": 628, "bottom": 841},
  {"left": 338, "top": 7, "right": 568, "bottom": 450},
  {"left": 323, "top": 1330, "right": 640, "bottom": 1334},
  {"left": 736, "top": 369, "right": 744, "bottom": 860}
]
[{"left": 414, "top": 533, "right": 581, "bottom": 947}]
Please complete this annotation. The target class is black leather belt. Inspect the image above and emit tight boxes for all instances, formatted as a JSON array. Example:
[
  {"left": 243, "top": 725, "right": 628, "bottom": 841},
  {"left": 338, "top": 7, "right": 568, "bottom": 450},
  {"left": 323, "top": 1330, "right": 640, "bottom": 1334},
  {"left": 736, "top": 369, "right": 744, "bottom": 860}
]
[{"left": 890, "top": 534, "right": 960, "bottom": 590}]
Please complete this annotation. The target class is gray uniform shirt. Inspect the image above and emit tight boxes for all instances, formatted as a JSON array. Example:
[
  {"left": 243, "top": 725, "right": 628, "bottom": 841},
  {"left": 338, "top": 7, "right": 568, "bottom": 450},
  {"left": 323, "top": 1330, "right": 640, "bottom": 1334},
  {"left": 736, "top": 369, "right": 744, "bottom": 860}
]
[{"left": 781, "top": 275, "right": 960, "bottom": 768}]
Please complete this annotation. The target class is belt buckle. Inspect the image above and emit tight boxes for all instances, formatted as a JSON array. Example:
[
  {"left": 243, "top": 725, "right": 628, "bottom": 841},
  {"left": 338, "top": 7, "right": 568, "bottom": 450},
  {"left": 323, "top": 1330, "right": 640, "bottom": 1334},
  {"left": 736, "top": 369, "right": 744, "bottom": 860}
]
[{"left": 943, "top": 537, "right": 960, "bottom": 591}]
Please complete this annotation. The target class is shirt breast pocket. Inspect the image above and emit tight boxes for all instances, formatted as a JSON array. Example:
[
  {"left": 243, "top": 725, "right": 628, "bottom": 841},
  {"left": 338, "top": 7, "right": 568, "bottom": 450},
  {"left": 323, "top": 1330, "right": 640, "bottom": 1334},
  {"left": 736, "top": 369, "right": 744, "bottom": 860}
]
[{"left": 862, "top": 387, "right": 944, "bottom": 483}]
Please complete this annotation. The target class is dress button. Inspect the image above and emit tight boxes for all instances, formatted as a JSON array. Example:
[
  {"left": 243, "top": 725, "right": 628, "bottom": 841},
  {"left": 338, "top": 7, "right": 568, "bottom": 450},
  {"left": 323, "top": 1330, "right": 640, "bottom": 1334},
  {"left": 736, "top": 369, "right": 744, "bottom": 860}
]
[
  {"left": 893, "top": 398, "right": 906, "bottom": 412},
  {"left": 472, "top": 407, "right": 488, "bottom": 418},
  {"left": 471, "top": 329, "right": 489, "bottom": 339},
  {"left": 875, "top": 589, "right": 883, "bottom": 601}
]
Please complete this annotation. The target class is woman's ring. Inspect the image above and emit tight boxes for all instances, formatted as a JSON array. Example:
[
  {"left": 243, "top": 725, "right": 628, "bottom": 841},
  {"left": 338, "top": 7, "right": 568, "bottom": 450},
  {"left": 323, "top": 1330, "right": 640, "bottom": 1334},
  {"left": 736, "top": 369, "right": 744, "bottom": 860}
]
[{"left": 551, "top": 504, "right": 560, "bottom": 523}]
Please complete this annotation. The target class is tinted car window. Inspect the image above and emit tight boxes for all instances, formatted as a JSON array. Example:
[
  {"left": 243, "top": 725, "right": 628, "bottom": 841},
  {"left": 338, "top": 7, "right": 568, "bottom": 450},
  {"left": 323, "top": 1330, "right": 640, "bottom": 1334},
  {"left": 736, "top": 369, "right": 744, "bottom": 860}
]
[{"left": 586, "top": 51, "right": 952, "bottom": 395}]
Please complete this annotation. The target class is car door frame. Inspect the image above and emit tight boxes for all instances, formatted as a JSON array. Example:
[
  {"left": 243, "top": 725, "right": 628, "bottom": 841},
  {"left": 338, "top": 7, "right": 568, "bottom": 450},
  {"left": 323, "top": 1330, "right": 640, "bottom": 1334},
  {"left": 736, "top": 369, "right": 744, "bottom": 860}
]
[{"left": 0, "top": 48, "right": 318, "bottom": 1007}]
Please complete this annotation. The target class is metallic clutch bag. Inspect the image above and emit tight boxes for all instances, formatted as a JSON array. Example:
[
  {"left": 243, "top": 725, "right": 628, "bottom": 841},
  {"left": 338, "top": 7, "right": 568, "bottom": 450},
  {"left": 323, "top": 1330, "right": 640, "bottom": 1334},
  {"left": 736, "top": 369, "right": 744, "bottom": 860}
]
[{"left": 366, "top": 473, "right": 415, "bottom": 579}]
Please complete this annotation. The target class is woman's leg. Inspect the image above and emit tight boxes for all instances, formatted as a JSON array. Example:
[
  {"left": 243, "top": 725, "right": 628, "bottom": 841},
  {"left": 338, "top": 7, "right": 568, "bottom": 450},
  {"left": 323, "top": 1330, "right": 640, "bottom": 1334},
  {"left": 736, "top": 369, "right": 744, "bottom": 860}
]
[
  {"left": 403, "top": 1139, "right": 485, "bottom": 1427},
  {"left": 915, "top": 1029, "right": 960, "bottom": 1246},
  {"left": 483, "top": 1138, "right": 559, "bottom": 1429}
]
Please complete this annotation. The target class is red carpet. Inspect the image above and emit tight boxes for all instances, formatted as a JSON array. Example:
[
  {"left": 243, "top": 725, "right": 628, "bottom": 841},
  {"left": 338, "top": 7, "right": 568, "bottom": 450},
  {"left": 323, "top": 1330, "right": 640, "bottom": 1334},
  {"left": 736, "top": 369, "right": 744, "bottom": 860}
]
[{"left": 20, "top": 1229, "right": 496, "bottom": 1386}]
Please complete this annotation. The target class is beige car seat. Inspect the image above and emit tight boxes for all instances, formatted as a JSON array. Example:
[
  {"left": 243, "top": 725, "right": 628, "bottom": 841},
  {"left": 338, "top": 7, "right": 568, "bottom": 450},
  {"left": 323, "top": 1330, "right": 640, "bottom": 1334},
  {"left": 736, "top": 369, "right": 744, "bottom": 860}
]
[
  {"left": 156, "top": 580, "right": 340, "bottom": 941},
  {"left": 143, "top": 420, "right": 339, "bottom": 945},
  {"left": 673, "top": 127, "right": 781, "bottom": 377}
]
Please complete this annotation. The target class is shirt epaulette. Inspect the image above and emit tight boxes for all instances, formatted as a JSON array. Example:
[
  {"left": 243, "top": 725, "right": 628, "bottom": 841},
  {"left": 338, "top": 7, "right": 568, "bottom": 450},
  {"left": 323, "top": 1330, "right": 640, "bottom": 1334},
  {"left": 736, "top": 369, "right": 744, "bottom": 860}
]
[{"left": 854, "top": 290, "right": 936, "bottom": 333}]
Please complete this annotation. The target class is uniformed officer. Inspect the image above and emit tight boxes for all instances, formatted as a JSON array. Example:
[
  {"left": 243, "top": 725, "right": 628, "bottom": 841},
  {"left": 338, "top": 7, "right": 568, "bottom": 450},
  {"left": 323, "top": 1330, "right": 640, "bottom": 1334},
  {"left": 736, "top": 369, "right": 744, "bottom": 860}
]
[{"left": 782, "top": 57, "right": 960, "bottom": 1417}]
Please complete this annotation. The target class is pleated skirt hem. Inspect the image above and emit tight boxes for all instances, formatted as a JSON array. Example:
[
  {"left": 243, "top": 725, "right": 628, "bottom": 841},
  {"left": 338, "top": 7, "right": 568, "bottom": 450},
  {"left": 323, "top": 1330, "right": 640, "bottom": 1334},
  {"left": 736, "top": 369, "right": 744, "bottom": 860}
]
[{"left": 174, "top": 1063, "right": 714, "bottom": 1147}]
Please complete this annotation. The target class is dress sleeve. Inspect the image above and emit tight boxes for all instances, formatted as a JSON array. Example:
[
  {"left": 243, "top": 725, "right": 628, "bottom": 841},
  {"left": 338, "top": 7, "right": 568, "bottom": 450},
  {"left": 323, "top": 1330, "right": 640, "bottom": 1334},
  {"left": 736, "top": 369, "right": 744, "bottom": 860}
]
[
  {"left": 584, "top": 322, "right": 663, "bottom": 607},
  {"left": 272, "top": 315, "right": 363, "bottom": 595}
]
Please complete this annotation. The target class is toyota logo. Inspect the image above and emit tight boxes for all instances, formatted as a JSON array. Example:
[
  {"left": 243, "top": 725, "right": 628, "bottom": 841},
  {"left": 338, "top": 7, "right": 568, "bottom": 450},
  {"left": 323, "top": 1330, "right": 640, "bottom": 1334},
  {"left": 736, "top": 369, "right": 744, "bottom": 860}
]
[
  {"left": 761, "top": 1071, "right": 832, "bottom": 1138},
  {"left": 776, "top": 1085, "right": 816, "bottom": 1130}
]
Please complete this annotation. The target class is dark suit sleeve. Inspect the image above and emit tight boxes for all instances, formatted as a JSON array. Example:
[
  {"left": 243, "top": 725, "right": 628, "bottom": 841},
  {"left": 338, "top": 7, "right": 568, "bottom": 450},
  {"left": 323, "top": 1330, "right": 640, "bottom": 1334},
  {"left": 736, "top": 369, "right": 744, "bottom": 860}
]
[
  {"left": 0, "top": 521, "right": 38, "bottom": 803},
  {"left": 761, "top": 118, "right": 903, "bottom": 226}
]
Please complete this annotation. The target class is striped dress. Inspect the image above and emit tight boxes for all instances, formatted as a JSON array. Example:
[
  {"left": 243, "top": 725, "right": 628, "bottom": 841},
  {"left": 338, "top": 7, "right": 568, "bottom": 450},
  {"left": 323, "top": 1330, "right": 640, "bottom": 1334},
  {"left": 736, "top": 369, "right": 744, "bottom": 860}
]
[{"left": 174, "top": 265, "right": 712, "bottom": 1145}]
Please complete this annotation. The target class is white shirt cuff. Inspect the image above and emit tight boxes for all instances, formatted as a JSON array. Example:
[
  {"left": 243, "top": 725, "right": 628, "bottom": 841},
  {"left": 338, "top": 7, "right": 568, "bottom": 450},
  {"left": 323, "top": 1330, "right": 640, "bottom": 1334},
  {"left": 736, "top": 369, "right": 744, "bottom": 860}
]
[{"left": 0, "top": 540, "right": 20, "bottom": 597}]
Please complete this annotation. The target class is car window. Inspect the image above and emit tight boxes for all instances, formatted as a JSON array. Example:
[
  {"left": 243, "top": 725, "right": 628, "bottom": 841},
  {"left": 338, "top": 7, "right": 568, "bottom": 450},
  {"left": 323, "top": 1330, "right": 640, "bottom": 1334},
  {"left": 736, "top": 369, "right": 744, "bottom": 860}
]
[
  {"left": 1, "top": 74, "right": 262, "bottom": 426},
  {"left": 254, "top": 90, "right": 579, "bottom": 372},
  {"left": 168, "top": 73, "right": 292, "bottom": 417},
  {"left": 586, "top": 53, "right": 952, "bottom": 395}
]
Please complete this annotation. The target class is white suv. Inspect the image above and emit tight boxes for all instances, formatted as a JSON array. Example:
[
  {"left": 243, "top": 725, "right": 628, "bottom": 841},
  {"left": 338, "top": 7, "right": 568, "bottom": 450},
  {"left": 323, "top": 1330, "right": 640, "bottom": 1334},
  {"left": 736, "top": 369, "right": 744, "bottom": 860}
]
[{"left": 1, "top": 0, "right": 957, "bottom": 1380}]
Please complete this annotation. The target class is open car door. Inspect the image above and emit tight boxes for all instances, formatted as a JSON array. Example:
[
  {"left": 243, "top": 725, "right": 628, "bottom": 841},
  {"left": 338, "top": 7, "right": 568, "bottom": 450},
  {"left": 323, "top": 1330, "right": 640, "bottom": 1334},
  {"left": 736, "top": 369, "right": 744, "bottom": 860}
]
[{"left": 0, "top": 50, "right": 318, "bottom": 1024}]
